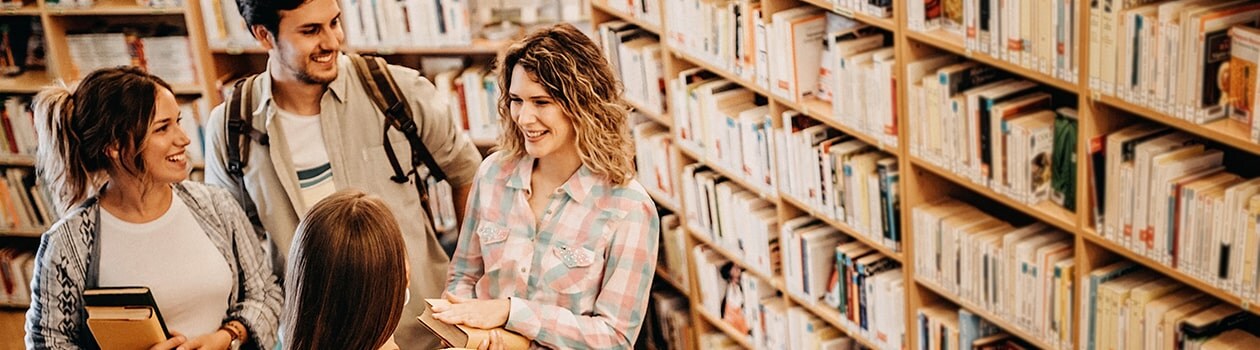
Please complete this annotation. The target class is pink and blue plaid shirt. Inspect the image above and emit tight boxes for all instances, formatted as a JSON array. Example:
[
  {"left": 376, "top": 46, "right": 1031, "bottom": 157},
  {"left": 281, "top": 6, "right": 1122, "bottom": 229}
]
[{"left": 446, "top": 152, "right": 660, "bottom": 349}]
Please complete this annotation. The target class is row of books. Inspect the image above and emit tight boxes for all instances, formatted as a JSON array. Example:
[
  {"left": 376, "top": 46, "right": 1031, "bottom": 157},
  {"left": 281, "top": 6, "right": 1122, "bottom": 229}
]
[
  {"left": 908, "top": 56, "right": 1079, "bottom": 210},
  {"left": 912, "top": 199, "right": 1076, "bottom": 349},
  {"left": 0, "top": 18, "right": 45, "bottom": 75},
  {"left": 0, "top": 168, "right": 56, "bottom": 232},
  {"left": 778, "top": 117, "right": 900, "bottom": 251},
  {"left": 1088, "top": 0, "right": 1259, "bottom": 126},
  {"left": 600, "top": 22, "right": 666, "bottom": 116},
  {"left": 682, "top": 165, "right": 778, "bottom": 278},
  {"left": 908, "top": 0, "right": 1081, "bottom": 84},
  {"left": 781, "top": 217, "right": 905, "bottom": 350},
  {"left": 812, "top": 0, "right": 893, "bottom": 19},
  {"left": 693, "top": 246, "right": 875, "bottom": 350},
  {"left": 45, "top": 0, "right": 181, "bottom": 8},
  {"left": 632, "top": 117, "right": 679, "bottom": 203},
  {"left": 657, "top": 213, "right": 689, "bottom": 292},
  {"left": 431, "top": 63, "right": 501, "bottom": 144},
  {"left": 600, "top": 0, "right": 661, "bottom": 27},
  {"left": 0, "top": 247, "right": 33, "bottom": 306},
  {"left": 640, "top": 290, "right": 692, "bottom": 350},
  {"left": 818, "top": 23, "right": 897, "bottom": 148},
  {"left": 0, "top": 96, "right": 37, "bottom": 157},
  {"left": 671, "top": 68, "right": 775, "bottom": 195},
  {"left": 200, "top": 0, "right": 473, "bottom": 49},
  {"left": 917, "top": 305, "right": 1036, "bottom": 350},
  {"left": 65, "top": 31, "right": 196, "bottom": 85},
  {"left": 1095, "top": 124, "right": 1260, "bottom": 303},
  {"left": 1082, "top": 262, "right": 1260, "bottom": 350}
]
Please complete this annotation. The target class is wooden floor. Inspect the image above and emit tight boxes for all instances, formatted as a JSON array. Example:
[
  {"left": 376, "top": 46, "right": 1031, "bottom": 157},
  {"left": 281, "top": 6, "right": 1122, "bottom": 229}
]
[{"left": 0, "top": 309, "right": 24, "bottom": 350}]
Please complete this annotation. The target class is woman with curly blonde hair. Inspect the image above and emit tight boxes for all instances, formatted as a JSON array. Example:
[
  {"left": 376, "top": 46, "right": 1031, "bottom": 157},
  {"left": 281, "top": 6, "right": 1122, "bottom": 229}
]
[{"left": 435, "top": 23, "right": 660, "bottom": 349}]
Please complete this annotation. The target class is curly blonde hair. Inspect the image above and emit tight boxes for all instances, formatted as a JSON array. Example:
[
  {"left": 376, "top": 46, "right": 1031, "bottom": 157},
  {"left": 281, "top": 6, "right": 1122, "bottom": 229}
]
[{"left": 495, "top": 23, "right": 635, "bottom": 185}]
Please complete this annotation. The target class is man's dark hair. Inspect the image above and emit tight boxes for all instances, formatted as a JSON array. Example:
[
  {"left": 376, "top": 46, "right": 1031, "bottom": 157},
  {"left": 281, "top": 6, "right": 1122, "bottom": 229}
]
[{"left": 236, "top": 0, "right": 308, "bottom": 35}]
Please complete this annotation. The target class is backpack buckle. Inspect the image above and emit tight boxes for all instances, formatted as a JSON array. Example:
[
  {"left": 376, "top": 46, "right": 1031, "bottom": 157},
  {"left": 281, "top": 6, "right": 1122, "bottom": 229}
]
[
  {"left": 386, "top": 101, "right": 417, "bottom": 134},
  {"left": 227, "top": 160, "right": 244, "bottom": 176}
]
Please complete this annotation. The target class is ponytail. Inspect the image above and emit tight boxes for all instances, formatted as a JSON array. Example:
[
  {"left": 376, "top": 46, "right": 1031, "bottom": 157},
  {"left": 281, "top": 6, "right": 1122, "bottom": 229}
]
[{"left": 33, "top": 86, "right": 98, "bottom": 215}]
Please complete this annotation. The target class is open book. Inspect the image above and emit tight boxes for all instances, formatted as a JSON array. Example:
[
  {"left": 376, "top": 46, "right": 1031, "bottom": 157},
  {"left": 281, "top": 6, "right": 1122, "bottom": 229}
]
[
  {"left": 417, "top": 298, "right": 530, "bottom": 350},
  {"left": 83, "top": 286, "right": 170, "bottom": 350}
]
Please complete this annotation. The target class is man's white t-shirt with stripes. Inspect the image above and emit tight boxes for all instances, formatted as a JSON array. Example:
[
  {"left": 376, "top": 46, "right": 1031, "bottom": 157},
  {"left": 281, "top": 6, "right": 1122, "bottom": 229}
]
[{"left": 275, "top": 107, "right": 336, "bottom": 209}]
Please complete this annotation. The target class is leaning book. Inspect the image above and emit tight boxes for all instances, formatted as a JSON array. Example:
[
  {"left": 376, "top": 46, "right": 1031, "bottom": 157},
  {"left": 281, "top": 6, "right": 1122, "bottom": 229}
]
[{"left": 83, "top": 286, "right": 170, "bottom": 350}]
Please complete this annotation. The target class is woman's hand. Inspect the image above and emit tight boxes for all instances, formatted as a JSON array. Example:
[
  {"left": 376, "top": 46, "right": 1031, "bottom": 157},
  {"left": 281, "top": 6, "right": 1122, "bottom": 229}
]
[
  {"left": 476, "top": 329, "right": 506, "bottom": 350},
  {"left": 174, "top": 330, "right": 232, "bottom": 350},
  {"left": 148, "top": 331, "right": 186, "bottom": 350},
  {"left": 431, "top": 292, "right": 510, "bottom": 329}
]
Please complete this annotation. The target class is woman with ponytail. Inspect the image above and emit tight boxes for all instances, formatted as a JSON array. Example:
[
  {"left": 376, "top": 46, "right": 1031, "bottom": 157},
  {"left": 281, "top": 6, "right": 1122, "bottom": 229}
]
[{"left": 25, "top": 66, "right": 282, "bottom": 350}]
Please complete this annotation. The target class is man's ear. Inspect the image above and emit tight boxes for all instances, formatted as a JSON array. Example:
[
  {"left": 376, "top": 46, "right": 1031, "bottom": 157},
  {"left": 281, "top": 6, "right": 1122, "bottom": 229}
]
[{"left": 251, "top": 24, "right": 275, "bottom": 51}]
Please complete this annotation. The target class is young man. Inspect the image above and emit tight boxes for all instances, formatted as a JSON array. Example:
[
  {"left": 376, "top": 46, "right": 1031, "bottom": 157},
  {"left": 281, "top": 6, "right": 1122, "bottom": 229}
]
[{"left": 203, "top": 0, "right": 482, "bottom": 347}]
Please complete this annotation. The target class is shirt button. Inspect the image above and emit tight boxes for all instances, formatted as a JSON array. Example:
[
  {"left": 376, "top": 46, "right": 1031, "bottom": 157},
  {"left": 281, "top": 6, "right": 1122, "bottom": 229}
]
[{"left": 519, "top": 267, "right": 527, "bottom": 273}]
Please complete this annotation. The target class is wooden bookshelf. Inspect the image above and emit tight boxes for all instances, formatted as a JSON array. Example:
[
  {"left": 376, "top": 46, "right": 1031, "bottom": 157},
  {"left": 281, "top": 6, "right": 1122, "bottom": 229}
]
[
  {"left": 656, "top": 265, "right": 688, "bottom": 293},
  {"left": 210, "top": 39, "right": 511, "bottom": 56},
  {"left": 1080, "top": 229, "right": 1260, "bottom": 315},
  {"left": 916, "top": 278, "right": 1062, "bottom": 350},
  {"left": 0, "top": 309, "right": 24, "bottom": 350},
  {"left": 783, "top": 292, "right": 884, "bottom": 350},
  {"left": 626, "top": 99, "right": 672, "bottom": 129},
  {"left": 687, "top": 224, "right": 782, "bottom": 290},
  {"left": 1094, "top": 95, "right": 1260, "bottom": 156},
  {"left": 779, "top": 194, "right": 904, "bottom": 263},
  {"left": 905, "top": 29, "right": 1079, "bottom": 94},
  {"left": 909, "top": 156, "right": 1078, "bottom": 232},
  {"left": 0, "top": 70, "right": 53, "bottom": 94},
  {"left": 695, "top": 307, "right": 755, "bottom": 349},
  {"left": 591, "top": 1, "right": 663, "bottom": 36},
  {"left": 795, "top": 97, "right": 898, "bottom": 153},
  {"left": 799, "top": 0, "right": 896, "bottom": 31},
  {"left": 0, "top": 227, "right": 43, "bottom": 238},
  {"left": 0, "top": 2, "right": 41, "bottom": 15},
  {"left": 0, "top": 155, "right": 35, "bottom": 167},
  {"left": 646, "top": 187, "right": 680, "bottom": 214},
  {"left": 44, "top": 0, "right": 184, "bottom": 16}
]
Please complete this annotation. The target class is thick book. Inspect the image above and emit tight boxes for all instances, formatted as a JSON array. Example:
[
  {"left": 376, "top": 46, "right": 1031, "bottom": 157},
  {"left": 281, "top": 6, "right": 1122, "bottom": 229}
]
[
  {"left": 417, "top": 299, "right": 529, "bottom": 350},
  {"left": 83, "top": 286, "right": 170, "bottom": 350}
]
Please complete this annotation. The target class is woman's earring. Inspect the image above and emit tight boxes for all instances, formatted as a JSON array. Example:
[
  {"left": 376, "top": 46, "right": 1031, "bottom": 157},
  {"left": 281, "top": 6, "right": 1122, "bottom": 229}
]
[{"left": 404, "top": 288, "right": 411, "bottom": 306}]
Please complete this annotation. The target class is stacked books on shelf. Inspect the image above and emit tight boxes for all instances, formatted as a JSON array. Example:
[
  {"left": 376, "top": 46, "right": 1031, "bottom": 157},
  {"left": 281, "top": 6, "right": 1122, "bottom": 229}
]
[
  {"left": 0, "top": 168, "right": 55, "bottom": 233},
  {"left": 1082, "top": 262, "right": 1260, "bottom": 350},
  {"left": 642, "top": 290, "right": 692, "bottom": 350},
  {"left": 671, "top": 70, "right": 776, "bottom": 196},
  {"left": 1093, "top": 124, "right": 1260, "bottom": 303},
  {"left": 682, "top": 165, "right": 779, "bottom": 279},
  {"left": 907, "top": 0, "right": 1081, "bottom": 84},
  {"left": 0, "top": 247, "right": 33, "bottom": 306},
  {"left": 781, "top": 215, "right": 905, "bottom": 350},
  {"left": 1232, "top": 26, "right": 1260, "bottom": 142},
  {"left": 819, "top": 20, "right": 896, "bottom": 147},
  {"left": 46, "top": 0, "right": 182, "bottom": 7},
  {"left": 599, "top": 21, "right": 666, "bottom": 116},
  {"left": 909, "top": 56, "right": 1079, "bottom": 210},
  {"left": 598, "top": 0, "right": 661, "bottom": 27},
  {"left": 65, "top": 31, "right": 197, "bottom": 85},
  {"left": 1088, "top": 1, "right": 1260, "bottom": 125},
  {"left": 918, "top": 305, "right": 1034, "bottom": 350},
  {"left": 633, "top": 117, "right": 679, "bottom": 205},
  {"left": 0, "top": 96, "right": 37, "bottom": 157},
  {"left": 777, "top": 116, "right": 901, "bottom": 251},
  {"left": 816, "top": 0, "right": 892, "bottom": 19},
  {"left": 431, "top": 63, "right": 501, "bottom": 144},
  {"left": 201, "top": 0, "right": 474, "bottom": 49},
  {"left": 912, "top": 198, "right": 1076, "bottom": 349},
  {"left": 657, "top": 213, "right": 688, "bottom": 291},
  {"left": 0, "top": 17, "right": 45, "bottom": 76}
]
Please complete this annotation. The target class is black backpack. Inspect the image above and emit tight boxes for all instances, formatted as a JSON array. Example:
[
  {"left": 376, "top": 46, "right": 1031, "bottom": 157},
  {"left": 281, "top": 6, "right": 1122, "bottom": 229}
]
[{"left": 223, "top": 53, "right": 451, "bottom": 235}]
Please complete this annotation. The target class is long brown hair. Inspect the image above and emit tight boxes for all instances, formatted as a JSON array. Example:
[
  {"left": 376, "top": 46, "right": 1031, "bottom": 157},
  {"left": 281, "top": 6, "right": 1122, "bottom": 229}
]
[
  {"left": 496, "top": 22, "right": 636, "bottom": 185},
  {"left": 33, "top": 67, "right": 173, "bottom": 214},
  {"left": 282, "top": 189, "right": 408, "bottom": 350}
]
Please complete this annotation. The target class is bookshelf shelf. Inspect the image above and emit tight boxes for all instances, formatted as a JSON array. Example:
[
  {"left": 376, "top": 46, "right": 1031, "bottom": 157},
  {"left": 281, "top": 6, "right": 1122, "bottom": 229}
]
[
  {"left": 656, "top": 265, "right": 688, "bottom": 293},
  {"left": 687, "top": 224, "right": 783, "bottom": 291},
  {"left": 783, "top": 292, "right": 883, "bottom": 350},
  {"left": 0, "top": 227, "right": 43, "bottom": 238},
  {"left": 591, "top": 1, "right": 663, "bottom": 36},
  {"left": 646, "top": 187, "right": 680, "bottom": 214},
  {"left": 0, "top": 155, "right": 35, "bottom": 167},
  {"left": 796, "top": 97, "right": 898, "bottom": 153},
  {"left": 171, "top": 83, "right": 203, "bottom": 95},
  {"left": 779, "top": 194, "right": 903, "bottom": 263},
  {"left": 695, "top": 307, "right": 756, "bottom": 349},
  {"left": 908, "top": 156, "right": 1077, "bottom": 232},
  {"left": 45, "top": 1, "right": 184, "bottom": 16},
  {"left": 0, "top": 70, "right": 53, "bottom": 94},
  {"left": 0, "top": 302, "right": 29, "bottom": 309},
  {"left": 0, "top": 2, "right": 40, "bottom": 15},
  {"left": 627, "top": 99, "right": 671, "bottom": 128},
  {"left": 799, "top": 0, "right": 896, "bottom": 31},
  {"left": 209, "top": 39, "right": 510, "bottom": 56},
  {"left": 1079, "top": 229, "right": 1260, "bottom": 315},
  {"left": 668, "top": 49, "right": 773, "bottom": 99},
  {"left": 678, "top": 147, "right": 777, "bottom": 202},
  {"left": 1094, "top": 95, "right": 1260, "bottom": 156},
  {"left": 915, "top": 278, "right": 1062, "bottom": 350},
  {"left": 904, "top": 29, "right": 1079, "bottom": 94}
]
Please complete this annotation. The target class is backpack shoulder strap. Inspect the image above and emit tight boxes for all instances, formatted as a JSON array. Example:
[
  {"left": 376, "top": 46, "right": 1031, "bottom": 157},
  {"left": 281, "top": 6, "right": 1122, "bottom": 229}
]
[
  {"left": 347, "top": 53, "right": 449, "bottom": 182},
  {"left": 224, "top": 74, "right": 267, "bottom": 231}
]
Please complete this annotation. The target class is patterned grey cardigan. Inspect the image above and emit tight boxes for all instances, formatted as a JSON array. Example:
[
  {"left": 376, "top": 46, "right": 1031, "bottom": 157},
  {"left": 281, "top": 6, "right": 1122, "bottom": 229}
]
[{"left": 24, "top": 181, "right": 282, "bottom": 349}]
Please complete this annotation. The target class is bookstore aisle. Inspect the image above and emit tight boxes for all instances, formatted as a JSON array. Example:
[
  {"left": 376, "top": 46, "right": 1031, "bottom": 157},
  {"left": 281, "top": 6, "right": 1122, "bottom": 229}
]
[{"left": 613, "top": 0, "right": 1260, "bottom": 349}]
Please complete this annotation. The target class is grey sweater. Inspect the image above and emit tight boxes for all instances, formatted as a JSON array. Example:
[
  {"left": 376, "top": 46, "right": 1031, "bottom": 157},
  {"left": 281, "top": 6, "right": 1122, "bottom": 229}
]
[{"left": 25, "top": 181, "right": 282, "bottom": 349}]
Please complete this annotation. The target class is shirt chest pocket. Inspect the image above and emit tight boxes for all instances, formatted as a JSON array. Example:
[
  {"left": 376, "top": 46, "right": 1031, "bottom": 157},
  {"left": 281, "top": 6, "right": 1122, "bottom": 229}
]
[
  {"left": 541, "top": 244, "right": 604, "bottom": 295},
  {"left": 476, "top": 222, "right": 511, "bottom": 271}
]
